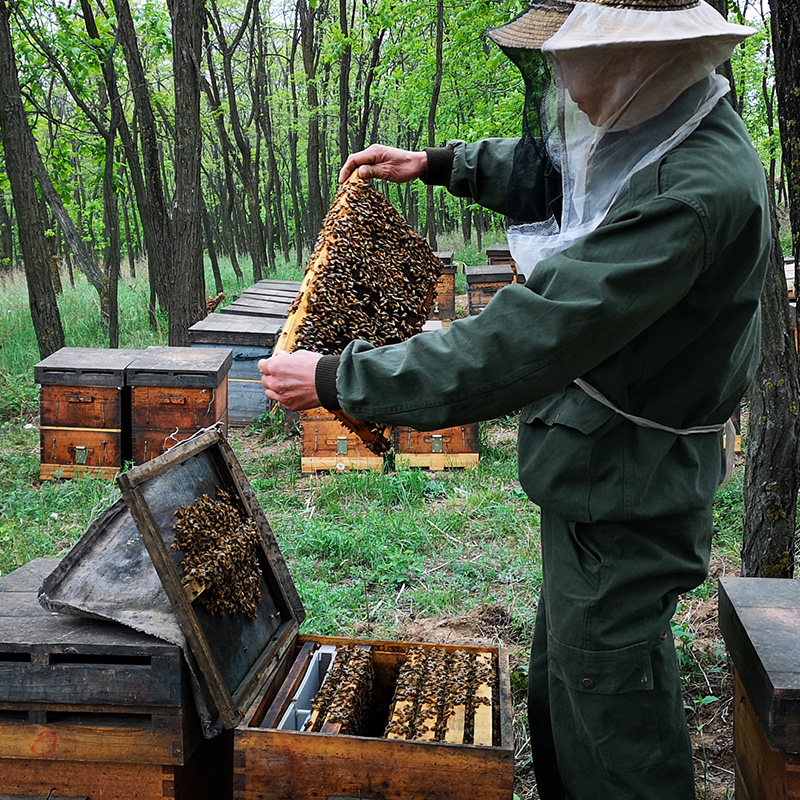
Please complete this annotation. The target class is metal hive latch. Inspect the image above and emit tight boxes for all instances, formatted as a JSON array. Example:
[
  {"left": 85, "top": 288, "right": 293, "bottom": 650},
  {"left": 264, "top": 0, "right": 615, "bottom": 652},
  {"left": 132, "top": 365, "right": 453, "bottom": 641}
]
[
  {"left": 337, "top": 436, "right": 349, "bottom": 455},
  {"left": 431, "top": 434, "right": 443, "bottom": 454}
]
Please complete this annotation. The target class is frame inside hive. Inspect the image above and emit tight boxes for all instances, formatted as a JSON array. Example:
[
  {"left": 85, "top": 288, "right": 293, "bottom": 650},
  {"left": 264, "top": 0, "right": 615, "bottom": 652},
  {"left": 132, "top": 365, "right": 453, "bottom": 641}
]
[
  {"left": 264, "top": 640, "right": 498, "bottom": 746},
  {"left": 276, "top": 173, "right": 443, "bottom": 454}
]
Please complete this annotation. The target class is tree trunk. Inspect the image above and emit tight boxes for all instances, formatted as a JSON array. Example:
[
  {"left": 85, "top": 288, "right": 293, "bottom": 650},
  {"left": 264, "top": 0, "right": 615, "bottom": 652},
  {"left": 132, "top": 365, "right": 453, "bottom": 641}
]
[
  {"left": 425, "top": 0, "right": 443, "bottom": 250},
  {"left": 113, "top": 0, "right": 174, "bottom": 315},
  {"left": 0, "top": 0, "right": 65, "bottom": 357},
  {"left": 168, "top": 0, "right": 206, "bottom": 345},
  {"left": 337, "top": 0, "right": 352, "bottom": 164},
  {"left": 739, "top": 0, "right": 800, "bottom": 576},
  {"left": 298, "top": 0, "right": 324, "bottom": 243},
  {"left": 742, "top": 195, "right": 800, "bottom": 577},
  {"left": 0, "top": 191, "right": 13, "bottom": 268}
]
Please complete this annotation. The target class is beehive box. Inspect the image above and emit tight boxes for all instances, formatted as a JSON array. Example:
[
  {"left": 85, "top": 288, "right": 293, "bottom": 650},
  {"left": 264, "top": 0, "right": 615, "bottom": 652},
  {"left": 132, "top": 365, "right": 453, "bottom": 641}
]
[
  {"left": 485, "top": 246, "right": 524, "bottom": 285},
  {"left": 393, "top": 423, "right": 479, "bottom": 471},
  {"left": 34, "top": 347, "right": 143, "bottom": 480},
  {"left": 126, "top": 347, "right": 231, "bottom": 464},
  {"left": 718, "top": 577, "right": 800, "bottom": 799},
  {"left": 105, "top": 430, "right": 513, "bottom": 800},
  {"left": 189, "top": 315, "right": 284, "bottom": 426},
  {"left": 430, "top": 265, "right": 457, "bottom": 320},
  {"left": 300, "top": 407, "right": 384, "bottom": 473},
  {"left": 234, "top": 635, "right": 513, "bottom": 800},
  {"left": 0, "top": 557, "right": 232, "bottom": 800},
  {"left": 466, "top": 265, "right": 515, "bottom": 316}
]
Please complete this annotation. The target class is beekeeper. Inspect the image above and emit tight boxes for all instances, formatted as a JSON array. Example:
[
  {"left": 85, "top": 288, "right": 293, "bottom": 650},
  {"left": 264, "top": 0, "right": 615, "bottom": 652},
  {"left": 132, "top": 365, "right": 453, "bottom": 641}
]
[{"left": 259, "top": 1, "right": 769, "bottom": 796}]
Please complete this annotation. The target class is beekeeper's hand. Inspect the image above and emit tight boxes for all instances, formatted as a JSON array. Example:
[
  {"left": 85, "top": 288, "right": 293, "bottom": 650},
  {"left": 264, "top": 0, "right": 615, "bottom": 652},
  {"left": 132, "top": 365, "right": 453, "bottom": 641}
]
[
  {"left": 339, "top": 144, "right": 427, "bottom": 184},
  {"left": 258, "top": 350, "right": 322, "bottom": 411}
]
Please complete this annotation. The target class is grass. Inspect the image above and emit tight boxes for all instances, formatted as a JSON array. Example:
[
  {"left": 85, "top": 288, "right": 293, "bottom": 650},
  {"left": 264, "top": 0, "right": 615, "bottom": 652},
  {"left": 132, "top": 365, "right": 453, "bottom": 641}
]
[{"left": 0, "top": 245, "right": 745, "bottom": 799}]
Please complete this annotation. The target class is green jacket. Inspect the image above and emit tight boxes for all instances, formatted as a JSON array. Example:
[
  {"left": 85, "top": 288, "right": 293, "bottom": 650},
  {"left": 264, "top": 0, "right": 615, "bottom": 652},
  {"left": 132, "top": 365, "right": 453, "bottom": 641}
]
[{"left": 327, "top": 101, "right": 770, "bottom": 523}]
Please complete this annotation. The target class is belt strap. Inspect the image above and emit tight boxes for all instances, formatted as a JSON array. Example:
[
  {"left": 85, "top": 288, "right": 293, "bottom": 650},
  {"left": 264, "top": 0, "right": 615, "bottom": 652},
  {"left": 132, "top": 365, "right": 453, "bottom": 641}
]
[{"left": 573, "top": 379, "right": 735, "bottom": 485}]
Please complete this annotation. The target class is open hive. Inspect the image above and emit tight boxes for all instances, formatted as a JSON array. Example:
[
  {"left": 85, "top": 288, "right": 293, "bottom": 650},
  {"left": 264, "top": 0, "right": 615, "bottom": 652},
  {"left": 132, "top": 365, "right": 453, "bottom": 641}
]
[{"left": 277, "top": 174, "right": 443, "bottom": 454}]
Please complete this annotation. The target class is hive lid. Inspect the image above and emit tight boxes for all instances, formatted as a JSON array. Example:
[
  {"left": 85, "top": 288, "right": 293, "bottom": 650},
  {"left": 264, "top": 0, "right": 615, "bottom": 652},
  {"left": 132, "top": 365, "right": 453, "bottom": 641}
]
[
  {"left": 718, "top": 576, "right": 800, "bottom": 752},
  {"left": 34, "top": 347, "right": 143, "bottom": 387},
  {"left": 126, "top": 346, "right": 233, "bottom": 388},
  {"left": 188, "top": 314, "right": 285, "bottom": 348},
  {"left": 115, "top": 428, "right": 305, "bottom": 735},
  {"left": 465, "top": 264, "right": 515, "bottom": 284}
]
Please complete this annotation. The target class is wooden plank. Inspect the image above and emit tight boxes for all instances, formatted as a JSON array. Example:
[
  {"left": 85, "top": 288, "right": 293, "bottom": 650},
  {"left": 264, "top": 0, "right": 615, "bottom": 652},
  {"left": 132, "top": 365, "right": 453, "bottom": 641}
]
[
  {"left": 40, "top": 384, "right": 124, "bottom": 429},
  {"left": 233, "top": 726, "right": 514, "bottom": 800},
  {"left": 40, "top": 428, "right": 124, "bottom": 472},
  {"left": 385, "top": 699, "right": 415, "bottom": 741},
  {"left": 258, "top": 642, "right": 317, "bottom": 729},
  {"left": 473, "top": 653, "right": 493, "bottom": 747},
  {"left": 40, "top": 463, "right": 120, "bottom": 481},
  {"left": 301, "top": 456, "right": 384, "bottom": 473},
  {"left": 443, "top": 705, "right": 466, "bottom": 744},
  {"left": 395, "top": 453, "right": 479, "bottom": 471}
]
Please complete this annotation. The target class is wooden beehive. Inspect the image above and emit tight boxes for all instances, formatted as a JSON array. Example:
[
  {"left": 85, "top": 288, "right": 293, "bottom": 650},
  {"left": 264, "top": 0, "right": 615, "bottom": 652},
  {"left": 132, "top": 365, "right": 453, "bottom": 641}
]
[
  {"left": 276, "top": 173, "right": 442, "bottom": 456},
  {"left": 126, "top": 346, "right": 231, "bottom": 464},
  {"left": 100, "top": 430, "right": 512, "bottom": 800},
  {"left": 466, "top": 265, "right": 515, "bottom": 316},
  {"left": 234, "top": 636, "right": 513, "bottom": 800},
  {"left": 393, "top": 423, "right": 480, "bottom": 471},
  {"left": 430, "top": 265, "right": 457, "bottom": 320},
  {"left": 718, "top": 577, "right": 800, "bottom": 799},
  {"left": 485, "top": 245, "right": 525, "bottom": 285},
  {"left": 189, "top": 314, "right": 284, "bottom": 427},
  {"left": 299, "top": 407, "right": 384, "bottom": 473},
  {"left": 34, "top": 347, "right": 142, "bottom": 480},
  {"left": 0, "top": 558, "right": 232, "bottom": 800},
  {"left": 219, "top": 297, "right": 293, "bottom": 321}
]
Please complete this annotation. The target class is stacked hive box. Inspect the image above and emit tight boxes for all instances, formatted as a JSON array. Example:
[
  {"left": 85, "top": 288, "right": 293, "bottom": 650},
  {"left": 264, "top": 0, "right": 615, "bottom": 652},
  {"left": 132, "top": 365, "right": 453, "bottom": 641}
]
[
  {"left": 430, "top": 250, "right": 456, "bottom": 320},
  {"left": 126, "top": 347, "right": 232, "bottom": 464},
  {"left": 189, "top": 315, "right": 283, "bottom": 427},
  {"left": 466, "top": 265, "right": 515, "bottom": 316},
  {"left": 0, "top": 558, "right": 232, "bottom": 800},
  {"left": 486, "top": 244, "right": 524, "bottom": 285},
  {"left": 393, "top": 423, "right": 479, "bottom": 471},
  {"left": 299, "top": 406, "right": 384, "bottom": 473},
  {"left": 718, "top": 577, "right": 800, "bottom": 800},
  {"left": 35, "top": 348, "right": 142, "bottom": 480}
]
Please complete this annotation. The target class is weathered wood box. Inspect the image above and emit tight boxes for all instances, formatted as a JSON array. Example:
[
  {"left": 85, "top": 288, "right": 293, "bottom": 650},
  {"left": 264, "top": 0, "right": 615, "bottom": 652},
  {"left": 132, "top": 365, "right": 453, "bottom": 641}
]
[
  {"left": 466, "top": 265, "right": 515, "bottom": 316},
  {"left": 718, "top": 577, "right": 800, "bottom": 799},
  {"left": 234, "top": 635, "right": 513, "bottom": 800},
  {"left": 0, "top": 557, "right": 232, "bottom": 800},
  {"left": 126, "top": 346, "right": 231, "bottom": 464},
  {"left": 300, "top": 406, "right": 385, "bottom": 473},
  {"left": 34, "top": 347, "right": 143, "bottom": 480},
  {"left": 109, "top": 430, "right": 514, "bottom": 800},
  {"left": 189, "top": 314, "right": 284, "bottom": 426},
  {"left": 429, "top": 251, "right": 456, "bottom": 320},
  {"left": 485, "top": 245, "right": 524, "bottom": 285},
  {"left": 394, "top": 424, "right": 480, "bottom": 471}
]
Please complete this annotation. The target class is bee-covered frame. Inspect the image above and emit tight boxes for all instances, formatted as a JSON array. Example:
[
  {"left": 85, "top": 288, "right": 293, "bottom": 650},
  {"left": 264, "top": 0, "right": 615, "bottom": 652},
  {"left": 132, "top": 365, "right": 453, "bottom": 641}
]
[{"left": 117, "top": 428, "right": 305, "bottom": 732}]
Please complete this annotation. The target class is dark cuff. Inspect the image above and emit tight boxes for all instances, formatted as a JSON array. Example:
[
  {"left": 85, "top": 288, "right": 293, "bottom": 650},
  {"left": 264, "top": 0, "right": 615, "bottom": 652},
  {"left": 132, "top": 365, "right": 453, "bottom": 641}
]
[
  {"left": 314, "top": 355, "right": 341, "bottom": 411},
  {"left": 422, "top": 145, "right": 455, "bottom": 186}
]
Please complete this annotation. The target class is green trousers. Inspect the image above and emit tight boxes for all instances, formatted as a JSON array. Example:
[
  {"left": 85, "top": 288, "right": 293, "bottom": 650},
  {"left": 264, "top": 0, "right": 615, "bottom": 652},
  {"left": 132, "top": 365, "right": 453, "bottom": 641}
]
[{"left": 527, "top": 508, "right": 713, "bottom": 800}]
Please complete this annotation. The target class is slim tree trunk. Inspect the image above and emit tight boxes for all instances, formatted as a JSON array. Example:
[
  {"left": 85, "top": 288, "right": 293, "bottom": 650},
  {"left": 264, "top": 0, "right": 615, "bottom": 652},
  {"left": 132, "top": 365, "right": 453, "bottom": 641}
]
[
  {"left": 168, "top": 0, "right": 206, "bottom": 344},
  {"left": 425, "top": 0, "right": 443, "bottom": 249},
  {"left": 0, "top": 0, "right": 64, "bottom": 357}
]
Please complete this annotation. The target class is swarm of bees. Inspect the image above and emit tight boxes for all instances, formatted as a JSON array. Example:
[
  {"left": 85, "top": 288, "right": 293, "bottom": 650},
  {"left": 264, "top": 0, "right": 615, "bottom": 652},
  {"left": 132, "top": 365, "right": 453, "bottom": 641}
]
[
  {"left": 385, "top": 646, "right": 495, "bottom": 745},
  {"left": 172, "top": 487, "right": 263, "bottom": 619},
  {"left": 291, "top": 176, "right": 442, "bottom": 355},
  {"left": 278, "top": 175, "right": 443, "bottom": 454},
  {"left": 303, "top": 644, "right": 375, "bottom": 735}
]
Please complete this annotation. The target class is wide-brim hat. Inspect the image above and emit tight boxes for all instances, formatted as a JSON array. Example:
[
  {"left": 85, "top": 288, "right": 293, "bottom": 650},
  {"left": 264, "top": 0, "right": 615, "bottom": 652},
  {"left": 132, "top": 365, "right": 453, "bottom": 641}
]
[{"left": 488, "top": 0, "right": 755, "bottom": 52}]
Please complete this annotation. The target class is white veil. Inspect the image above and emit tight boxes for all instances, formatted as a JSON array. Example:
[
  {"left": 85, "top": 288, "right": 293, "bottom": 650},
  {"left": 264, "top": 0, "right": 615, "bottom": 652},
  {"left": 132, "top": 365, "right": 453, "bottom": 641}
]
[{"left": 507, "top": 1, "right": 753, "bottom": 278}]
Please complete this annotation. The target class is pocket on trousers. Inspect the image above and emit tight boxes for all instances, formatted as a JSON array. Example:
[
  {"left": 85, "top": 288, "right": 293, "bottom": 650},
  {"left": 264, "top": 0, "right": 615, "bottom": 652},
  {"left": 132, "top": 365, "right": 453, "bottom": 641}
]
[{"left": 547, "top": 631, "right": 665, "bottom": 772}]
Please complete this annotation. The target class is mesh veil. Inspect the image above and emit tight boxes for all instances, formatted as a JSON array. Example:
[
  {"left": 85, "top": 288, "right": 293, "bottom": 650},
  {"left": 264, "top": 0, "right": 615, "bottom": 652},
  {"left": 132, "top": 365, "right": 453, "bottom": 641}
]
[{"left": 500, "top": 1, "right": 748, "bottom": 278}]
